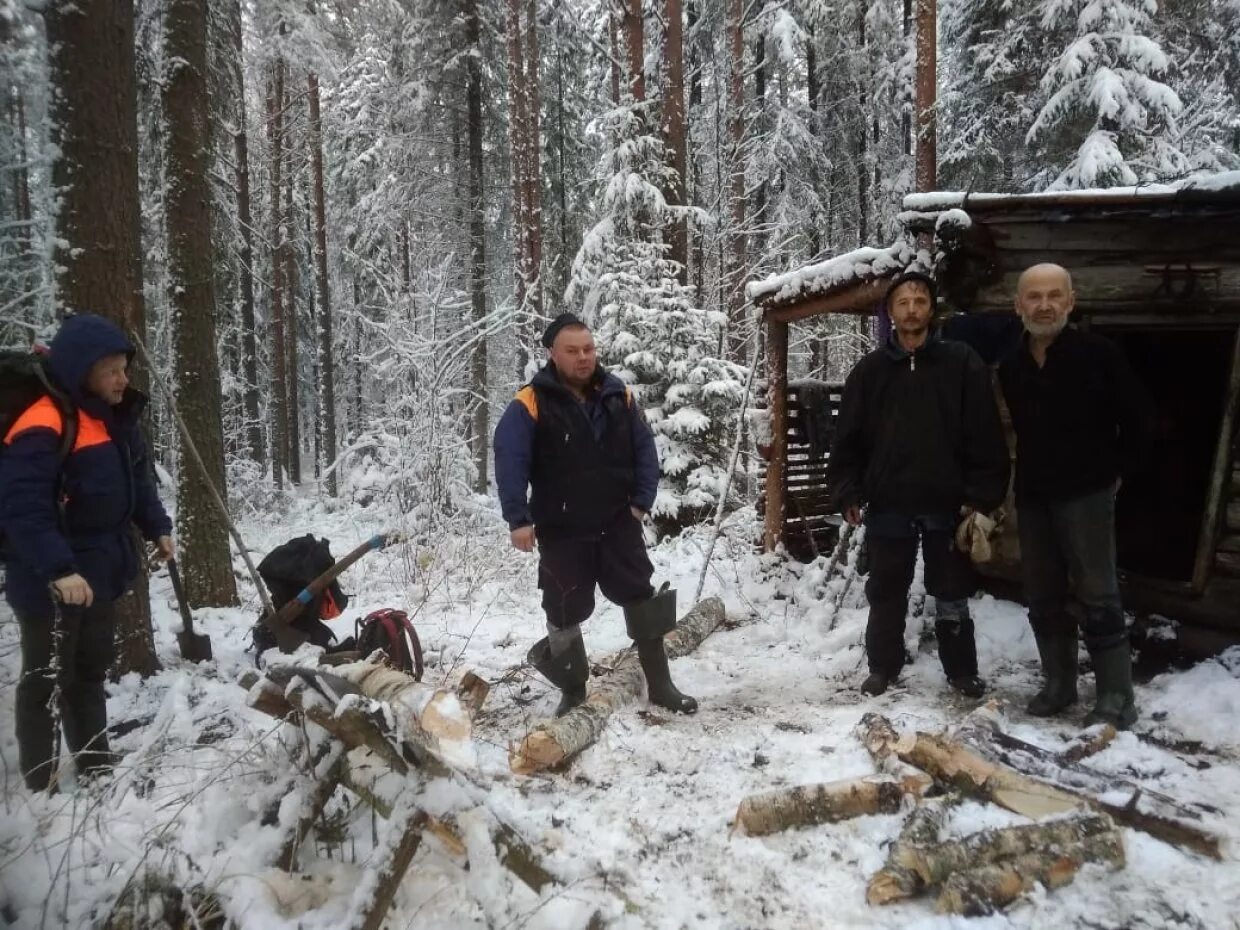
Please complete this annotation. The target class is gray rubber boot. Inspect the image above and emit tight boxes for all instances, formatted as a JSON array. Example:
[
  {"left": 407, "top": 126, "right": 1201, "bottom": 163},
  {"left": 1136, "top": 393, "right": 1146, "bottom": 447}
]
[
  {"left": 1084, "top": 644, "right": 1137, "bottom": 730},
  {"left": 527, "top": 629, "right": 590, "bottom": 717},
  {"left": 1026, "top": 633, "right": 1079, "bottom": 717}
]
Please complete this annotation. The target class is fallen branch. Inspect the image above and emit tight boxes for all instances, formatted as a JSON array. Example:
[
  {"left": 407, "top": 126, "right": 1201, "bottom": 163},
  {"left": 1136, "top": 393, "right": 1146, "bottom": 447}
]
[
  {"left": 733, "top": 773, "right": 932, "bottom": 837},
  {"left": 349, "top": 804, "right": 430, "bottom": 930},
  {"left": 509, "top": 597, "right": 726, "bottom": 775},
  {"left": 1058, "top": 724, "right": 1117, "bottom": 765}
]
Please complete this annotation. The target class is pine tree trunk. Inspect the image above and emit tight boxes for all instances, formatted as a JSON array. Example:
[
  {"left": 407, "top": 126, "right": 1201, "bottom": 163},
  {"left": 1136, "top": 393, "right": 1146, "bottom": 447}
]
[
  {"left": 608, "top": 8, "right": 621, "bottom": 105},
  {"left": 307, "top": 73, "right": 338, "bottom": 497},
  {"left": 46, "top": 0, "right": 160, "bottom": 678},
  {"left": 11, "top": 90, "right": 30, "bottom": 256},
  {"left": 688, "top": 1, "right": 704, "bottom": 297},
  {"left": 523, "top": 0, "right": 542, "bottom": 321},
  {"left": 726, "top": 0, "right": 746, "bottom": 361},
  {"left": 503, "top": 0, "right": 528, "bottom": 364},
  {"left": 465, "top": 0, "right": 489, "bottom": 493},
  {"left": 857, "top": 7, "right": 869, "bottom": 245},
  {"left": 807, "top": 26, "right": 821, "bottom": 260},
  {"left": 914, "top": 0, "right": 937, "bottom": 191},
  {"left": 622, "top": 0, "right": 644, "bottom": 103},
  {"left": 283, "top": 100, "right": 301, "bottom": 487},
  {"left": 662, "top": 0, "right": 689, "bottom": 283},
  {"left": 163, "top": 0, "right": 238, "bottom": 608},
  {"left": 752, "top": 32, "right": 767, "bottom": 268},
  {"left": 231, "top": 0, "right": 263, "bottom": 468},
  {"left": 267, "top": 60, "right": 288, "bottom": 488}
]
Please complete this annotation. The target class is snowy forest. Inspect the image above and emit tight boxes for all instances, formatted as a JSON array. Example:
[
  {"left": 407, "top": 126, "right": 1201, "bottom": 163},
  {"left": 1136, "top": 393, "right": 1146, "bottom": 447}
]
[{"left": 2, "top": 0, "right": 1240, "bottom": 927}]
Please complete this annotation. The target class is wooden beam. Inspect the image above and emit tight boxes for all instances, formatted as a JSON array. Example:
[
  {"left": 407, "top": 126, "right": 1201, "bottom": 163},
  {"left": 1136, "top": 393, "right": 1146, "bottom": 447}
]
[
  {"left": 1195, "top": 326, "right": 1240, "bottom": 591},
  {"left": 765, "top": 318, "right": 789, "bottom": 551},
  {"left": 764, "top": 278, "right": 889, "bottom": 321}
]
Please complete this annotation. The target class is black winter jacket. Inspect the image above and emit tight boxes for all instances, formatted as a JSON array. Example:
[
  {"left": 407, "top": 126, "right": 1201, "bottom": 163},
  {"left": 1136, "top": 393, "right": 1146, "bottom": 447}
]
[
  {"left": 998, "top": 326, "right": 1152, "bottom": 506},
  {"left": 828, "top": 333, "right": 1011, "bottom": 518}
]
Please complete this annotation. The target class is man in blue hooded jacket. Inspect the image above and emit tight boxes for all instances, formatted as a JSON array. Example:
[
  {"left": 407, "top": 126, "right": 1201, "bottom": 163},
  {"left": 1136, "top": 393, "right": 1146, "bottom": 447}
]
[
  {"left": 1, "top": 313, "right": 173, "bottom": 790},
  {"left": 493, "top": 313, "right": 697, "bottom": 717}
]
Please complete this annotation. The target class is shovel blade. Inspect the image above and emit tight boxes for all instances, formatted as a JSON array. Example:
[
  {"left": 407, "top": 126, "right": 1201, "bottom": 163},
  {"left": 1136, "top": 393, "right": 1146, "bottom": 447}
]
[{"left": 177, "top": 628, "right": 213, "bottom": 663}]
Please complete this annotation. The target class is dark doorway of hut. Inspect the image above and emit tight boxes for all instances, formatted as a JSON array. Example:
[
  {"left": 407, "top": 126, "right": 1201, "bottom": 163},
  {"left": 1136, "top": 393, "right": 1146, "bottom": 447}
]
[{"left": 1094, "top": 326, "right": 1235, "bottom": 584}]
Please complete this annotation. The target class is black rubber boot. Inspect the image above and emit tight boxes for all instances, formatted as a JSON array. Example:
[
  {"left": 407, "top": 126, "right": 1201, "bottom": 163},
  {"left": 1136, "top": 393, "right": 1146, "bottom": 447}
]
[
  {"left": 62, "top": 681, "right": 115, "bottom": 780},
  {"left": 860, "top": 671, "right": 893, "bottom": 696},
  {"left": 635, "top": 637, "right": 698, "bottom": 714},
  {"left": 1085, "top": 644, "right": 1137, "bottom": 730},
  {"left": 949, "top": 675, "right": 986, "bottom": 698},
  {"left": 1026, "top": 633, "right": 1079, "bottom": 717},
  {"left": 528, "top": 631, "right": 590, "bottom": 717}
]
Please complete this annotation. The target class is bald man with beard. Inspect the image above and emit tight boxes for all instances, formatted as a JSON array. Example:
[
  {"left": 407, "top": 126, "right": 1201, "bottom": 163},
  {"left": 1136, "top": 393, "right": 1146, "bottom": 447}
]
[{"left": 998, "top": 263, "right": 1153, "bottom": 730}]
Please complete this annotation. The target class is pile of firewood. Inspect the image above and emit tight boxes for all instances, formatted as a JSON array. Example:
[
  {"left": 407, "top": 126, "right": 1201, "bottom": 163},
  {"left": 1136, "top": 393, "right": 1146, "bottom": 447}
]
[{"left": 732, "top": 704, "right": 1222, "bottom": 916}]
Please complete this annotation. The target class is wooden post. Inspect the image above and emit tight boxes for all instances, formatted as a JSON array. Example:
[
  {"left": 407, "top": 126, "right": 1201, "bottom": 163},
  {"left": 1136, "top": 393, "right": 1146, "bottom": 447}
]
[
  {"left": 914, "top": 0, "right": 936, "bottom": 191},
  {"left": 764, "top": 316, "right": 789, "bottom": 551},
  {"left": 1191, "top": 325, "right": 1240, "bottom": 591}
]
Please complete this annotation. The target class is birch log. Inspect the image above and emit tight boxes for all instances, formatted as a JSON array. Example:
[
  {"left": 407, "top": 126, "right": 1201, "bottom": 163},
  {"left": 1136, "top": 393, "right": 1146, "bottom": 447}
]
[
  {"left": 509, "top": 597, "right": 726, "bottom": 775},
  {"left": 857, "top": 713, "right": 1084, "bottom": 819},
  {"left": 866, "top": 801, "right": 950, "bottom": 905},
  {"left": 936, "top": 830, "right": 1125, "bottom": 916},
  {"left": 858, "top": 713, "right": 1222, "bottom": 860},
  {"left": 733, "top": 774, "right": 933, "bottom": 837},
  {"left": 900, "top": 813, "right": 1117, "bottom": 887}
]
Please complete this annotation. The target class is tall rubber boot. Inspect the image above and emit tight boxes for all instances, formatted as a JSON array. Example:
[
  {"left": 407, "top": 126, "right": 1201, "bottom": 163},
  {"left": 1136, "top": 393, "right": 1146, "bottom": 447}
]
[
  {"left": 625, "top": 585, "right": 698, "bottom": 714},
  {"left": 61, "top": 681, "right": 116, "bottom": 780},
  {"left": 1085, "top": 643, "right": 1137, "bottom": 730},
  {"left": 527, "top": 629, "right": 590, "bottom": 717},
  {"left": 16, "top": 679, "right": 57, "bottom": 792},
  {"left": 1026, "top": 633, "right": 1079, "bottom": 717}
]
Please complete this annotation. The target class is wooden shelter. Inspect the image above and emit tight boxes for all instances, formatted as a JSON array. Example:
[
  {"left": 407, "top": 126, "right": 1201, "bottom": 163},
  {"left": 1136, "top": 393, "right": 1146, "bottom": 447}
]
[{"left": 750, "top": 173, "right": 1240, "bottom": 653}]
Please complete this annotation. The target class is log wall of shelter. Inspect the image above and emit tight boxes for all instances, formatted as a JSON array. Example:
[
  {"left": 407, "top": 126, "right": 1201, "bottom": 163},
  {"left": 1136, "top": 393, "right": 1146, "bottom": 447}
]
[{"left": 758, "top": 382, "right": 844, "bottom": 561}]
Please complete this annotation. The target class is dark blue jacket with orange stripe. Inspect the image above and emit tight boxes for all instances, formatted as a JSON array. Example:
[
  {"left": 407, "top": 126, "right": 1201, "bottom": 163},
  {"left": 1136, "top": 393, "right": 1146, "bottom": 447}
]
[
  {"left": 493, "top": 363, "right": 659, "bottom": 540},
  {"left": 1, "top": 314, "right": 172, "bottom": 614}
]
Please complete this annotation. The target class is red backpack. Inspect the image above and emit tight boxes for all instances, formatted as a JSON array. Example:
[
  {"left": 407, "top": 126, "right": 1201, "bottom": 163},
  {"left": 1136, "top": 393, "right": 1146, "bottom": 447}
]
[{"left": 355, "top": 608, "right": 424, "bottom": 680}]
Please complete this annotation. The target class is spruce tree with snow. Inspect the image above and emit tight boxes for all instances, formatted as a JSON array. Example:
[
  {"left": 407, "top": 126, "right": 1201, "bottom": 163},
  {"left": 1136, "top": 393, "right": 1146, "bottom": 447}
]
[
  {"left": 569, "top": 102, "right": 745, "bottom": 529},
  {"left": 1028, "top": 0, "right": 1187, "bottom": 189}
]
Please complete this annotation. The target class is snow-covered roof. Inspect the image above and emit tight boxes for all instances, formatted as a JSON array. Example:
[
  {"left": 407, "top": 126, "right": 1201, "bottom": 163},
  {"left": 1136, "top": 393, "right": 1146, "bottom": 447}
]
[
  {"left": 901, "top": 170, "right": 1240, "bottom": 213},
  {"left": 745, "top": 240, "right": 918, "bottom": 307}
]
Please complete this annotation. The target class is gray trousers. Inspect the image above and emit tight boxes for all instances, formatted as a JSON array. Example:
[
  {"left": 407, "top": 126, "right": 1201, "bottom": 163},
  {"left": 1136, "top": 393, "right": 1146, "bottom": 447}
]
[{"left": 1017, "top": 483, "right": 1126, "bottom": 651}]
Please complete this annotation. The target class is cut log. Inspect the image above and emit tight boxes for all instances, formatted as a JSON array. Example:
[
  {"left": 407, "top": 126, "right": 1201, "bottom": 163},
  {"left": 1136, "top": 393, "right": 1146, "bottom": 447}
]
[
  {"left": 936, "top": 829, "right": 1125, "bottom": 916},
  {"left": 510, "top": 597, "right": 726, "bottom": 775},
  {"left": 857, "top": 713, "right": 1084, "bottom": 819},
  {"left": 329, "top": 660, "right": 474, "bottom": 768},
  {"left": 901, "top": 813, "right": 1116, "bottom": 887},
  {"left": 733, "top": 773, "right": 932, "bottom": 837},
  {"left": 866, "top": 801, "right": 950, "bottom": 905},
  {"left": 457, "top": 670, "right": 490, "bottom": 716}
]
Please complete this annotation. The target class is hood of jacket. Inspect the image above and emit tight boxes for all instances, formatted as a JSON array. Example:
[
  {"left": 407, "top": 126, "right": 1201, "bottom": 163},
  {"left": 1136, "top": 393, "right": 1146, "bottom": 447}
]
[{"left": 48, "top": 314, "right": 135, "bottom": 415}]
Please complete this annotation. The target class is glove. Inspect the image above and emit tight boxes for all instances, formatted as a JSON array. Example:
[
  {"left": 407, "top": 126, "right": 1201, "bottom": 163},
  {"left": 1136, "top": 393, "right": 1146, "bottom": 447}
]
[{"left": 955, "top": 509, "right": 1003, "bottom": 564}]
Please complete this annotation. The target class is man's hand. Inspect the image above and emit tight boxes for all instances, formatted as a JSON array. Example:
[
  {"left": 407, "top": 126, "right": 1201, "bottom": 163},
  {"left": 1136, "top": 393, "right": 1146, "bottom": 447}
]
[
  {"left": 843, "top": 505, "right": 863, "bottom": 527},
  {"left": 510, "top": 525, "right": 535, "bottom": 552},
  {"left": 153, "top": 535, "right": 175, "bottom": 561},
  {"left": 52, "top": 573, "right": 94, "bottom": 607},
  {"left": 630, "top": 505, "right": 646, "bottom": 522}
]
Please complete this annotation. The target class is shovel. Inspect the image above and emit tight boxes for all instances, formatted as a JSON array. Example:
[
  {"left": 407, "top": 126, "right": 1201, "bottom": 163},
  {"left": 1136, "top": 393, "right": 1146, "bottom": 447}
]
[{"left": 168, "top": 558, "right": 213, "bottom": 662}]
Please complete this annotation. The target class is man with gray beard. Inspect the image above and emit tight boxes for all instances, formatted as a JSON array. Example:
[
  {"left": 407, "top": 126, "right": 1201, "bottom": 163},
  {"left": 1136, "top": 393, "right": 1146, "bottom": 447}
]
[{"left": 998, "top": 263, "right": 1152, "bottom": 729}]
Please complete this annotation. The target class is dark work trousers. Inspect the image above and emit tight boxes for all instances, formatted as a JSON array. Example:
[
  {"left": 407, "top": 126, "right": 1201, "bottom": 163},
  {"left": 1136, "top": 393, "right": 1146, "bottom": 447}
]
[
  {"left": 1018, "top": 483, "right": 1126, "bottom": 651},
  {"left": 864, "top": 528, "right": 978, "bottom": 678},
  {"left": 15, "top": 599, "right": 116, "bottom": 790},
  {"left": 538, "top": 511, "right": 655, "bottom": 630}
]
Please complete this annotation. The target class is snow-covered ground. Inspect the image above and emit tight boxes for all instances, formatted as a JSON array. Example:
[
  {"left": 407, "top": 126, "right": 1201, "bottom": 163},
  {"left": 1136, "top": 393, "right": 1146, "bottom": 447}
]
[{"left": 2, "top": 496, "right": 1238, "bottom": 929}]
